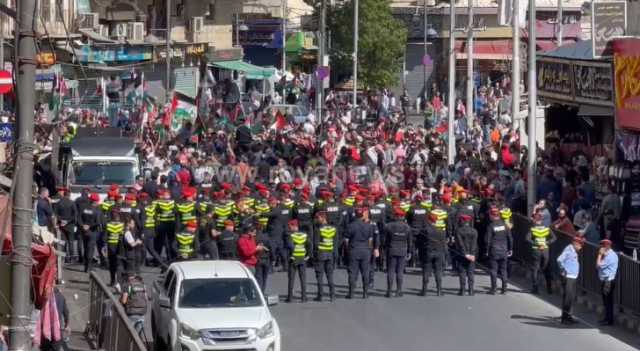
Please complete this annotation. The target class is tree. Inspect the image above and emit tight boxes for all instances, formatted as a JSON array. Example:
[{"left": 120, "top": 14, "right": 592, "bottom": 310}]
[{"left": 328, "top": 0, "right": 407, "bottom": 89}]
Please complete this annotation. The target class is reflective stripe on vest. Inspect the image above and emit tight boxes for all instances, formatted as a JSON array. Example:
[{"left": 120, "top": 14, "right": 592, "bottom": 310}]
[
  {"left": 255, "top": 203, "right": 270, "bottom": 226},
  {"left": 500, "top": 208, "right": 512, "bottom": 221},
  {"left": 101, "top": 201, "right": 115, "bottom": 213},
  {"left": 106, "top": 222, "right": 124, "bottom": 244},
  {"left": 420, "top": 201, "right": 433, "bottom": 210},
  {"left": 432, "top": 209, "right": 448, "bottom": 221},
  {"left": 291, "top": 232, "right": 307, "bottom": 258},
  {"left": 343, "top": 197, "right": 355, "bottom": 207},
  {"left": 144, "top": 205, "right": 156, "bottom": 228},
  {"left": 283, "top": 199, "right": 295, "bottom": 209},
  {"left": 214, "top": 203, "right": 233, "bottom": 227},
  {"left": 177, "top": 201, "right": 196, "bottom": 224},
  {"left": 176, "top": 232, "right": 195, "bottom": 255},
  {"left": 156, "top": 200, "right": 176, "bottom": 222},
  {"left": 400, "top": 202, "right": 412, "bottom": 213},
  {"left": 318, "top": 226, "right": 336, "bottom": 252}
]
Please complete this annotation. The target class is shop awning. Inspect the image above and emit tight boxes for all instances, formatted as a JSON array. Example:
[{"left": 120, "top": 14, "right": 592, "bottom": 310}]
[
  {"left": 455, "top": 39, "right": 512, "bottom": 60},
  {"left": 536, "top": 39, "right": 577, "bottom": 53},
  {"left": 578, "top": 104, "right": 613, "bottom": 117},
  {"left": 211, "top": 60, "right": 275, "bottom": 80}
]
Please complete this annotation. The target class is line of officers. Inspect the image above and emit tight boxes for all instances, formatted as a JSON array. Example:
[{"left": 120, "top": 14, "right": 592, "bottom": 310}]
[{"left": 55, "top": 180, "right": 526, "bottom": 302}]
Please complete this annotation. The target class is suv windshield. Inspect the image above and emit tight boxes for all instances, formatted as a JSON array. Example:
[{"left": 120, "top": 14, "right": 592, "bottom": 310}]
[
  {"left": 179, "top": 278, "right": 262, "bottom": 308},
  {"left": 70, "top": 161, "right": 136, "bottom": 186}
]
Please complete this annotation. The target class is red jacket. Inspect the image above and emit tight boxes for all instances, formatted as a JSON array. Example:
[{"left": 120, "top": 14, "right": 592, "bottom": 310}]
[{"left": 237, "top": 234, "right": 258, "bottom": 267}]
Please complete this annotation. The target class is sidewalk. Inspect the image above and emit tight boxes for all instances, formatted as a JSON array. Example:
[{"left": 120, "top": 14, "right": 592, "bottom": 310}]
[{"left": 58, "top": 264, "right": 95, "bottom": 351}]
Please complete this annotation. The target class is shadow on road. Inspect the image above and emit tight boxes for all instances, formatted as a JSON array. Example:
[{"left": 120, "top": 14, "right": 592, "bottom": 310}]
[{"left": 511, "top": 314, "right": 591, "bottom": 330}]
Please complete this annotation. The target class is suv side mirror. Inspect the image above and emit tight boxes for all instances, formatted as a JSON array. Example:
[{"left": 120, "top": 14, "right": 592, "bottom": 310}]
[
  {"left": 159, "top": 296, "right": 171, "bottom": 309},
  {"left": 266, "top": 295, "right": 279, "bottom": 306}
]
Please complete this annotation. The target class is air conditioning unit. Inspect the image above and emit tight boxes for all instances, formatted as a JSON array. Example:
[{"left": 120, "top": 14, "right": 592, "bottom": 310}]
[
  {"left": 98, "top": 24, "right": 110, "bottom": 37},
  {"left": 127, "top": 22, "right": 145, "bottom": 41},
  {"left": 78, "top": 12, "right": 99, "bottom": 29},
  {"left": 111, "top": 23, "right": 127, "bottom": 39}
]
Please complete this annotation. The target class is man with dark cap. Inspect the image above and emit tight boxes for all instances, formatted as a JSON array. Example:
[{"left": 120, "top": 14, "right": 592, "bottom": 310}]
[
  {"left": 345, "top": 207, "right": 374, "bottom": 299},
  {"left": 419, "top": 210, "right": 448, "bottom": 296},
  {"left": 254, "top": 218, "right": 273, "bottom": 292},
  {"left": 155, "top": 188, "right": 177, "bottom": 262},
  {"left": 285, "top": 220, "right": 311, "bottom": 303},
  {"left": 486, "top": 207, "right": 513, "bottom": 295},
  {"left": 557, "top": 236, "right": 585, "bottom": 324},
  {"left": 267, "top": 196, "right": 292, "bottom": 272},
  {"left": 79, "top": 193, "right": 102, "bottom": 272},
  {"left": 383, "top": 207, "right": 412, "bottom": 297},
  {"left": 176, "top": 186, "right": 198, "bottom": 232},
  {"left": 368, "top": 191, "right": 387, "bottom": 286},
  {"left": 216, "top": 220, "right": 238, "bottom": 260},
  {"left": 54, "top": 187, "right": 79, "bottom": 263},
  {"left": 455, "top": 213, "right": 478, "bottom": 295},
  {"left": 313, "top": 211, "right": 339, "bottom": 302},
  {"left": 105, "top": 209, "right": 125, "bottom": 286},
  {"left": 526, "top": 213, "right": 556, "bottom": 294}
]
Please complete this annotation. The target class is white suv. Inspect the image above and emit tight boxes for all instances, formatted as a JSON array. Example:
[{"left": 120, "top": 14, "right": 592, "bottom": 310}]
[{"left": 151, "top": 261, "right": 281, "bottom": 351}]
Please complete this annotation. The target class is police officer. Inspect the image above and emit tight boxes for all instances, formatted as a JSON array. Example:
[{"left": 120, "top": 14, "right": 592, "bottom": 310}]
[
  {"left": 314, "top": 211, "right": 338, "bottom": 302},
  {"left": 139, "top": 193, "right": 164, "bottom": 267},
  {"left": 267, "top": 196, "right": 292, "bottom": 271},
  {"left": 78, "top": 193, "right": 102, "bottom": 272},
  {"left": 255, "top": 218, "right": 273, "bottom": 293},
  {"left": 105, "top": 209, "right": 125, "bottom": 286},
  {"left": 345, "top": 207, "right": 374, "bottom": 299},
  {"left": 384, "top": 207, "right": 412, "bottom": 298},
  {"left": 295, "top": 191, "right": 315, "bottom": 239},
  {"left": 123, "top": 216, "right": 144, "bottom": 274},
  {"left": 285, "top": 220, "right": 311, "bottom": 303},
  {"left": 217, "top": 220, "right": 238, "bottom": 260},
  {"left": 213, "top": 191, "right": 234, "bottom": 230},
  {"left": 407, "top": 194, "right": 429, "bottom": 268},
  {"left": 155, "top": 188, "right": 177, "bottom": 262},
  {"left": 54, "top": 187, "right": 79, "bottom": 263},
  {"left": 455, "top": 214, "right": 478, "bottom": 296},
  {"left": 368, "top": 192, "right": 387, "bottom": 285},
  {"left": 485, "top": 207, "right": 513, "bottom": 295},
  {"left": 175, "top": 220, "right": 199, "bottom": 261},
  {"left": 176, "top": 187, "right": 197, "bottom": 232},
  {"left": 527, "top": 213, "right": 556, "bottom": 294},
  {"left": 120, "top": 274, "right": 148, "bottom": 334},
  {"left": 419, "top": 211, "right": 448, "bottom": 296}
]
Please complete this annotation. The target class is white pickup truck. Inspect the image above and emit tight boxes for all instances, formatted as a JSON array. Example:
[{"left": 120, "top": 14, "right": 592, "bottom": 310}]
[{"left": 150, "top": 261, "right": 281, "bottom": 351}]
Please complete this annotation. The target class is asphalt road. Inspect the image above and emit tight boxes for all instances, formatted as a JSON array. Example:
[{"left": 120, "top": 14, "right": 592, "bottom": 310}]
[{"left": 62, "top": 263, "right": 639, "bottom": 351}]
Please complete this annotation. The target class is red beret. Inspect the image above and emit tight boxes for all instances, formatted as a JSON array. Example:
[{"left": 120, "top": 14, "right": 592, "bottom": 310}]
[
  {"left": 441, "top": 192, "right": 452, "bottom": 204},
  {"left": 213, "top": 191, "right": 225, "bottom": 199},
  {"left": 460, "top": 214, "right": 472, "bottom": 222},
  {"left": 302, "top": 185, "right": 311, "bottom": 194},
  {"left": 221, "top": 183, "right": 233, "bottom": 191},
  {"left": 320, "top": 190, "right": 333, "bottom": 199},
  {"left": 125, "top": 193, "right": 137, "bottom": 202},
  {"left": 394, "top": 206, "right": 406, "bottom": 217},
  {"left": 138, "top": 192, "right": 149, "bottom": 200},
  {"left": 182, "top": 187, "right": 197, "bottom": 199},
  {"left": 259, "top": 189, "right": 269, "bottom": 198},
  {"left": 224, "top": 220, "right": 235, "bottom": 227},
  {"left": 293, "top": 178, "right": 303, "bottom": 187},
  {"left": 280, "top": 183, "right": 291, "bottom": 193},
  {"left": 109, "top": 184, "right": 119, "bottom": 192},
  {"left": 400, "top": 190, "right": 411, "bottom": 199},
  {"left": 107, "top": 190, "right": 119, "bottom": 200},
  {"left": 300, "top": 191, "right": 309, "bottom": 200},
  {"left": 355, "top": 194, "right": 365, "bottom": 203},
  {"left": 89, "top": 193, "right": 100, "bottom": 202},
  {"left": 255, "top": 183, "right": 267, "bottom": 191},
  {"left": 288, "top": 219, "right": 299, "bottom": 227},
  {"left": 348, "top": 184, "right": 359, "bottom": 193},
  {"left": 186, "top": 221, "right": 198, "bottom": 230}
]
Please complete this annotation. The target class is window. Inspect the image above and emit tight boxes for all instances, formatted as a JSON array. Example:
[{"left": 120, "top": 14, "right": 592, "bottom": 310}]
[
  {"left": 178, "top": 278, "right": 262, "bottom": 308},
  {"left": 70, "top": 160, "right": 136, "bottom": 186},
  {"left": 163, "top": 270, "right": 175, "bottom": 291},
  {"left": 40, "top": 0, "right": 51, "bottom": 22},
  {"left": 168, "top": 277, "right": 177, "bottom": 305}
]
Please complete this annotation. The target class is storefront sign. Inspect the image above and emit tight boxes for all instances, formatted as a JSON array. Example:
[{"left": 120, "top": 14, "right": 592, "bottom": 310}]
[
  {"left": 206, "top": 48, "right": 243, "bottom": 62},
  {"left": 613, "top": 38, "right": 640, "bottom": 131},
  {"left": 592, "top": 1, "right": 626, "bottom": 57},
  {"left": 185, "top": 44, "right": 206, "bottom": 56},
  {"left": 77, "top": 46, "right": 153, "bottom": 63},
  {"left": 573, "top": 62, "right": 613, "bottom": 105},
  {"left": 537, "top": 59, "right": 573, "bottom": 98}
]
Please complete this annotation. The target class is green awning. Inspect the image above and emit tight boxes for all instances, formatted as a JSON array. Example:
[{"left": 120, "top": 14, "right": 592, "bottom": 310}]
[{"left": 211, "top": 60, "right": 275, "bottom": 80}]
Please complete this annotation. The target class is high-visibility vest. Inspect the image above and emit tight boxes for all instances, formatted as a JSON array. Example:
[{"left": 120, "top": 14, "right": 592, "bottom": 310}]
[
  {"left": 318, "top": 226, "right": 336, "bottom": 252},
  {"left": 420, "top": 200, "right": 433, "bottom": 210},
  {"left": 176, "top": 232, "right": 195, "bottom": 257},
  {"left": 144, "top": 204, "right": 156, "bottom": 228},
  {"left": 155, "top": 200, "right": 176, "bottom": 222},
  {"left": 255, "top": 202, "right": 270, "bottom": 226},
  {"left": 531, "top": 225, "right": 550, "bottom": 249},
  {"left": 343, "top": 197, "right": 355, "bottom": 207},
  {"left": 431, "top": 209, "right": 448, "bottom": 230},
  {"left": 101, "top": 200, "right": 115, "bottom": 213},
  {"left": 214, "top": 202, "right": 233, "bottom": 228},
  {"left": 176, "top": 201, "right": 196, "bottom": 224},
  {"left": 400, "top": 201, "right": 412, "bottom": 213},
  {"left": 290, "top": 232, "right": 308, "bottom": 258},
  {"left": 283, "top": 199, "right": 295, "bottom": 210},
  {"left": 106, "top": 222, "right": 124, "bottom": 245},
  {"left": 500, "top": 208, "right": 512, "bottom": 222}
]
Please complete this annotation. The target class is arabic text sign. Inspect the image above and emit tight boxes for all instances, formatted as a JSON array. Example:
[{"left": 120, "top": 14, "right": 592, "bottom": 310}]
[
  {"left": 613, "top": 38, "right": 640, "bottom": 130},
  {"left": 592, "top": 1, "right": 626, "bottom": 57}
]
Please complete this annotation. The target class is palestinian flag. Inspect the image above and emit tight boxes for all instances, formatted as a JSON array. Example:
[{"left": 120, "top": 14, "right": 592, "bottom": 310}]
[
  {"left": 48, "top": 72, "right": 67, "bottom": 112},
  {"left": 169, "top": 92, "right": 196, "bottom": 132}
]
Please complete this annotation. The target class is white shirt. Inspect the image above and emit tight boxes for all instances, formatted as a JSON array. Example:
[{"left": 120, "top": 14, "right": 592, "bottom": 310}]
[{"left": 124, "top": 230, "right": 136, "bottom": 246}]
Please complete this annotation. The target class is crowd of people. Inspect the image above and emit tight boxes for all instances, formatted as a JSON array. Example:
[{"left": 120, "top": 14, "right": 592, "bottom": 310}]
[{"left": 23, "top": 72, "right": 629, "bottom": 350}]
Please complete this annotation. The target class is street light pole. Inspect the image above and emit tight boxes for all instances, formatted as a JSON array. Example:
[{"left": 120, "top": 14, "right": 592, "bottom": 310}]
[
  {"left": 166, "top": 0, "right": 171, "bottom": 102},
  {"left": 513, "top": 0, "right": 523, "bottom": 142},
  {"left": 9, "top": 0, "right": 37, "bottom": 347},
  {"left": 353, "top": 0, "right": 359, "bottom": 111},
  {"left": 235, "top": 13, "right": 240, "bottom": 47},
  {"left": 557, "top": 0, "right": 563, "bottom": 46},
  {"left": 465, "top": 0, "right": 474, "bottom": 124},
  {"left": 282, "top": 0, "right": 287, "bottom": 72},
  {"left": 423, "top": 0, "right": 428, "bottom": 100},
  {"left": 447, "top": 0, "right": 456, "bottom": 165},
  {"left": 317, "top": 0, "right": 326, "bottom": 123},
  {"left": 527, "top": 0, "right": 537, "bottom": 215}
]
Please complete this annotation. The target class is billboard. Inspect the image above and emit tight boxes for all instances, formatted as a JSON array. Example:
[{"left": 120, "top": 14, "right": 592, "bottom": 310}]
[
  {"left": 592, "top": 1, "right": 627, "bottom": 58},
  {"left": 613, "top": 38, "right": 640, "bottom": 131}
]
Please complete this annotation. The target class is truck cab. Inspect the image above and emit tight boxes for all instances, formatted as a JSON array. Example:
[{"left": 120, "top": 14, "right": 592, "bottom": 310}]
[{"left": 150, "top": 261, "right": 281, "bottom": 351}]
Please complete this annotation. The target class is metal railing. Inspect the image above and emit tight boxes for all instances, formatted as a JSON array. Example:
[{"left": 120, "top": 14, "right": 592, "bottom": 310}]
[
  {"left": 511, "top": 213, "right": 640, "bottom": 316},
  {"left": 85, "top": 271, "right": 147, "bottom": 351}
]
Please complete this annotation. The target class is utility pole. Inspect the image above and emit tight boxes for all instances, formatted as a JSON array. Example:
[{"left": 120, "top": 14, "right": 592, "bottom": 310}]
[
  {"left": 282, "top": 0, "right": 287, "bottom": 98},
  {"left": 352, "top": 0, "right": 359, "bottom": 112},
  {"left": 235, "top": 13, "right": 240, "bottom": 47},
  {"left": 465, "top": 0, "right": 474, "bottom": 125},
  {"left": 0, "top": 5, "right": 4, "bottom": 111},
  {"left": 9, "top": 0, "right": 37, "bottom": 349},
  {"left": 316, "top": 0, "right": 326, "bottom": 124},
  {"left": 165, "top": 0, "right": 171, "bottom": 103},
  {"left": 447, "top": 0, "right": 456, "bottom": 164},
  {"left": 527, "top": 0, "right": 537, "bottom": 215},
  {"left": 557, "top": 0, "right": 563, "bottom": 46},
  {"left": 423, "top": 0, "right": 428, "bottom": 101},
  {"left": 513, "top": 0, "right": 523, "bottom": 143}
]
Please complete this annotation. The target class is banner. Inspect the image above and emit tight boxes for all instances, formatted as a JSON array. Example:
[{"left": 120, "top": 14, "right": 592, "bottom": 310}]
[
  {"left": 613, "top": 38, "right": 640, "bottom": 131},
  {"left": 592, "top": 1, "right": 626, "bottom": 58},
  {"left": 170, "top": 93, "right": 196, "bottom": 132}
]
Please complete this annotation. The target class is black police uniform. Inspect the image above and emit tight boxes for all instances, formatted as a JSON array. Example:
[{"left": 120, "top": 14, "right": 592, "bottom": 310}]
[
  {"left": 295, "top": 200, "right": 315, "bottom": 238},
  {"left": 154, "top": 198, "right": 177, "bottom": 261},
  {"left": 217, "top": 229, "right": 238, "bottom": 260},
  {"left": 407, "top": 205, "right": 429, "bottom": 267},
  {"left": 384, "top": 219, "right": 412, "bottom": 297},
  {"left": 369, "top": 202, "right": 387, "bottom": 281},
  {"left": 419, "top": 222, "right": 448, "bottom": 296},
  {"left": 267, "top": 204, "right": 293, "bottom": 271},
  {"left": 314, "top": 224, "right": 339, "bottom": 301},
  {"left": 255, "top": 229, "right": 273, "bottom": 293},
  {"left": 345, "top": 218, "right": 374, "bottom": 298},
  {"left": 455, "top": 222, "right": 478, "bottom": 295},
  {"left": 78, "top": 202, "right": 102, "bottom": 272},
  {"left": 486, "top": 218, "right": 513, "bottom": 294},
  {"left": 286, "top": 231, "right": 311, "bottom": 302},
  {"left": 105, "top": 219, "right": 125, "bottom": 286}
]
